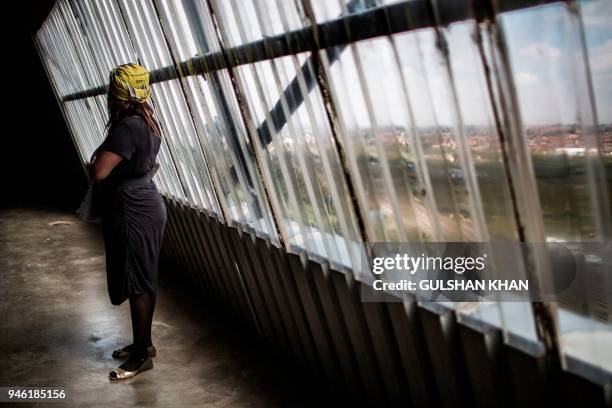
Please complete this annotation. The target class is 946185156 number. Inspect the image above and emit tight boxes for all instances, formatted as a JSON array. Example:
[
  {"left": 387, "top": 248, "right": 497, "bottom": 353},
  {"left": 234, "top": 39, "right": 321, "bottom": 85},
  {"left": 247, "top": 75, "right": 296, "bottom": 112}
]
[{"left": 1, "top": 387, "right": 68, "bottom": 402}]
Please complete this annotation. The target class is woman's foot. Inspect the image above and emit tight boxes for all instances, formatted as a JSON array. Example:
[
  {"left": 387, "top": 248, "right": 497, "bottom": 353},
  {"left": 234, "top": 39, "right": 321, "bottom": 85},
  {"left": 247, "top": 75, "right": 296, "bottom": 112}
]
[
  {"left": 112, "top": 344, "right": 156, "bottom": 359},
  {"left": 109, "top": 352, "right": 153, "bottom": 380}
]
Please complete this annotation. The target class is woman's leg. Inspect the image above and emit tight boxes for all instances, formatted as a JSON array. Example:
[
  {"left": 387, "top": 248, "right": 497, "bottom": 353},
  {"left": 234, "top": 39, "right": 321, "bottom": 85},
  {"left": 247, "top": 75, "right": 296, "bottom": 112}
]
[
  {"left": 119, "top": 291, "right": 155, "bottom": 371},
  {"left": 129, "top": 290, "right": 155, "bottom": 349},
  {"left": 146, "top": 292, "right": 156, "bottom": 347}
]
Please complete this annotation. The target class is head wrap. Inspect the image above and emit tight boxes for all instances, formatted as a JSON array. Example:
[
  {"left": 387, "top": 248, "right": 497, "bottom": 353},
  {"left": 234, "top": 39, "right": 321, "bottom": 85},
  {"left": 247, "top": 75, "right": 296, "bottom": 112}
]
[{"left": 108, "top": 63, "right": 151, "bottom": 103}]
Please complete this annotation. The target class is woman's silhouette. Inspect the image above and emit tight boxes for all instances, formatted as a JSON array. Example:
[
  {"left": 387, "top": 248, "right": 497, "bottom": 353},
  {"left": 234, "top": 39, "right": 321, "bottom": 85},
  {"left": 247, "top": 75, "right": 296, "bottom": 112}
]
[{"left": 90, "top": 63, "right": 166, "bottom": 380}]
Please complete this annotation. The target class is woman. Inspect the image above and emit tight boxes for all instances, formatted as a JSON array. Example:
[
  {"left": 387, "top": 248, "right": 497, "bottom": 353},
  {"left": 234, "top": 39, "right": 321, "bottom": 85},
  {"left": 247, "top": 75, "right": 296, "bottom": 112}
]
[{"left": 89, "top": 63, "right": 167, "bottom": 380}]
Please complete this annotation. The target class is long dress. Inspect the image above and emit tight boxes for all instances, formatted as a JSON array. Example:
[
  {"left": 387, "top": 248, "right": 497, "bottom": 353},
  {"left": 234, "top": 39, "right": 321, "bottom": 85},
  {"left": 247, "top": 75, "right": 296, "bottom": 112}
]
[{"left": 96, "top": 115, "right": 167, "bottom": 305}]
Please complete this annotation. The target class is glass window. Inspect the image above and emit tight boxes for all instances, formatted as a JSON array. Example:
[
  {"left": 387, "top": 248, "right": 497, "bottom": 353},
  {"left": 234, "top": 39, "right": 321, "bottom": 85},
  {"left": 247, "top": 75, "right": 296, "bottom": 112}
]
[
  {"left": 117, "top": 0, "right": 221, "bottom": 213},
  {"left": 211, "top": 0, "right": 305, "bottom": 47},
  {"left": 313, "top": 0, "right": 540, "bottom": 342},
  {"left": 501, "top": 0, "right": 612, "bottom": 376},
  {"left": 211, "top": 0, "right": 364, "bottom": 271},
  {"left": 154, "top": 0, "right": 278, "bottom": 239}
]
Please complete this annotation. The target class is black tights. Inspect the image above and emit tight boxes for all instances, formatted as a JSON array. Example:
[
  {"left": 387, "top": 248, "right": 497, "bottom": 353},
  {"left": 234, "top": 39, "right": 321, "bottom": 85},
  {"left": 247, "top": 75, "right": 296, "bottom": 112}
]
[
  {"left": 120, "top": 291, "right": 155, "bottom": 370},
  {"left": 129, "top": 290, "right": 155, "bottom": 352}
]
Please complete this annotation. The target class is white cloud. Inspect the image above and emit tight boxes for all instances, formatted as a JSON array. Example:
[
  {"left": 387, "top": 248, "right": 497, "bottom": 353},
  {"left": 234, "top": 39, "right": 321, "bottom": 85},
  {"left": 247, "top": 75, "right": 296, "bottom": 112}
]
[
  {"left": 519, "top": 42, "right": 561, "bottom": 60},
  {"left": 589, "top": 39, "right": 612, "bottom": 73},
  {"left": 515, "top": 72, "right": 539, "bottom": 84},
  {"left": 581, "top": 1, "right": 612, "bottom": 28}
]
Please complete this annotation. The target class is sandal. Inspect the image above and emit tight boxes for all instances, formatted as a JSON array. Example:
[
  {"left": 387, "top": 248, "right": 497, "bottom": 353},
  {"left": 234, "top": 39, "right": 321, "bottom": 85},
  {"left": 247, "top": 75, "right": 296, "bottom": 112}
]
[
  {"left": 109, "top": 356, "right": 153, "bottom": 381},
  {"left": 112, "top": 344, "right": 157, "bottom": 359}
]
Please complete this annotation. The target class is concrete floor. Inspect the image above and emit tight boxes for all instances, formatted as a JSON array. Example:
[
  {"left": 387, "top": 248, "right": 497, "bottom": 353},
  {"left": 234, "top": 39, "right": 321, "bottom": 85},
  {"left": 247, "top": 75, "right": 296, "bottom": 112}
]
[{"left": 0, "top": 208, "right": 321, "bottom": 407}]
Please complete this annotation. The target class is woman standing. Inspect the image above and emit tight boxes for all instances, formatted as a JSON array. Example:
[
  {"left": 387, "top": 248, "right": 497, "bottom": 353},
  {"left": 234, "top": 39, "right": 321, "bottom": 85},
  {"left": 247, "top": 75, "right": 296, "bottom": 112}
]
[{"left": 89, "top": 63, "right": 167, "bottom": 380}]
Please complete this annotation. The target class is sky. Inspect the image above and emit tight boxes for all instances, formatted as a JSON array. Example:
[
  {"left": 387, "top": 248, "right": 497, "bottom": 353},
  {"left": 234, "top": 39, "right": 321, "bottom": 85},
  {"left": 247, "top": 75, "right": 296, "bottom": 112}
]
[
  {"left": 503, "top": 0, "right": 612, "bottom": 125},
  {"left": 245, "top": 0, "right": 612, "bottom": 127},
  {"left": 332, "top": 0, "right": 612, "bottom": 127}
]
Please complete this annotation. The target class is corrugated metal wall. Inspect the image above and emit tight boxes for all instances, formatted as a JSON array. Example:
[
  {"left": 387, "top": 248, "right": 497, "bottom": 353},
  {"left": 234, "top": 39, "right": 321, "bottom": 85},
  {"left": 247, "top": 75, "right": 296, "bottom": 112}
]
[{"left": 35, "top": 0, "right": 611, "bottom": 406}]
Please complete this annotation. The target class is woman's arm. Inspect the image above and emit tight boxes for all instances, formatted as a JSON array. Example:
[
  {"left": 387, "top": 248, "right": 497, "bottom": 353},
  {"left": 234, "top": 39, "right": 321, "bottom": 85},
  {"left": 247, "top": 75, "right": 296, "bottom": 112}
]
[{"left": 91, "top": 150, "right": 123, "bottom": 181}]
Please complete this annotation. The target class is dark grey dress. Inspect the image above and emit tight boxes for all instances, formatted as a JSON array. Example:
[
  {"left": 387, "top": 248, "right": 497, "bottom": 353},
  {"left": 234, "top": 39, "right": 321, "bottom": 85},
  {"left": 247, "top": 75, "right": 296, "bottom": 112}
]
[{"left": 97, "top": 115, "right": 167, "bottom": 305}]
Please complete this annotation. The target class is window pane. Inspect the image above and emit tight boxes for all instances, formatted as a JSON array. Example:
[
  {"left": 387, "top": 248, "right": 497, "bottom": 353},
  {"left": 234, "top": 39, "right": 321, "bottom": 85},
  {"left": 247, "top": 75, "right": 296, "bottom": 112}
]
[
  {"left": 502, "top": 1, "right": 612, "bottom": 373},
  {"left": 213, "top": 0, "right": 364, "bottom": 270},
  {"left": 155, "top": 0, "right": 278, "bottom": 239},
  {"left": 117, "top": 0, "right": 221, "bottom": 213}
]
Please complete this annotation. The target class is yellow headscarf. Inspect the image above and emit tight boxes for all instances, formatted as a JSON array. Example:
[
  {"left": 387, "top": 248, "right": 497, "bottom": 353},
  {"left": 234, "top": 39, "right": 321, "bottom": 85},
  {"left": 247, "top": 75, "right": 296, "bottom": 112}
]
[{"left": 109, "top": 63, "right": 151, "bottom": 103}]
